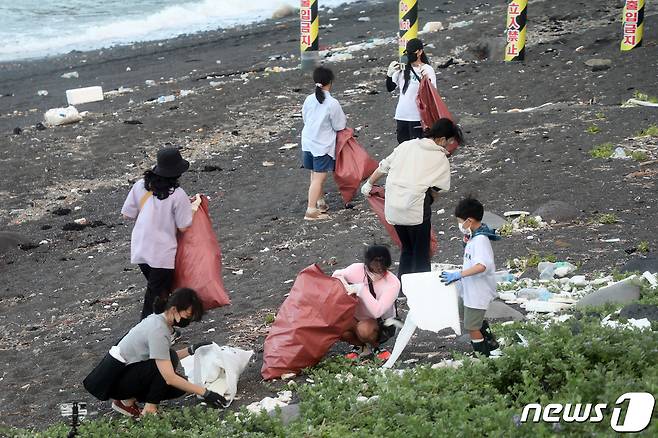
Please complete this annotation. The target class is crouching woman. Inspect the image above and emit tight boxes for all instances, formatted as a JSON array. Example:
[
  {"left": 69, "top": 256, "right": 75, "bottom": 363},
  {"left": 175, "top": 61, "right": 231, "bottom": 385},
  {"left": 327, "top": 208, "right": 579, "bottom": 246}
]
[
  {"left": 83, "top": 288, "right": 226, "bottom": 417},
  {"left": 332, "top": 245, "right": 401, "bottom": 360}
]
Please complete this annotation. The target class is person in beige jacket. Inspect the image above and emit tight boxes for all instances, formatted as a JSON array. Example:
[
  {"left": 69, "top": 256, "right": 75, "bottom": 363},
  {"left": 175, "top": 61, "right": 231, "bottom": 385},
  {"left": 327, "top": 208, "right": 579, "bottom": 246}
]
[{"left": 361, "top": 119, "right": 462, "bottom": 278}]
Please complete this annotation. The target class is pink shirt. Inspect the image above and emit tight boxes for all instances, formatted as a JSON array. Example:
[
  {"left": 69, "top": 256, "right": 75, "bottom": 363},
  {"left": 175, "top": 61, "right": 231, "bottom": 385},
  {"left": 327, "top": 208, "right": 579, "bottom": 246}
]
[
  {"left": 121, "top": 179, "right": 193, "bottom": 269},
  {"left": 332, "top": 263, "right": 400, "bottom": 321}
]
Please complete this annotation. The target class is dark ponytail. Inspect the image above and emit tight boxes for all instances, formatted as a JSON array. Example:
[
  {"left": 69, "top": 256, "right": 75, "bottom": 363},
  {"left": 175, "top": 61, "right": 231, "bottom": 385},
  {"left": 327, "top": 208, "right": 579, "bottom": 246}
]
[
  {"left": 153, "top": 287, "right": 204, "bottom": 321},
  {"left": 313, "top": 66, "right": 335, "bottom": 104},
  {"left": 424, "top": 118, "right": 464, "bottom": 145},
  {"left": 402, "top": 51, "right": 430, "bottom": 95}
]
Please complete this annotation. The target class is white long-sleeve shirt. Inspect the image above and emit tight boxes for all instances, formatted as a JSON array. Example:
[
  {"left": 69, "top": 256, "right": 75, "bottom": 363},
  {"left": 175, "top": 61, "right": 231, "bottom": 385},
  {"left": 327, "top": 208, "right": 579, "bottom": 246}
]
[
  {"left": 392, "top": 64, "right": 437, "bottom": 121},
  {"left": 378, "top": 138, "right": 451, "bottom": 226},
  {"left": 301, "top": 91, "right": 347, "bottom": 158}
]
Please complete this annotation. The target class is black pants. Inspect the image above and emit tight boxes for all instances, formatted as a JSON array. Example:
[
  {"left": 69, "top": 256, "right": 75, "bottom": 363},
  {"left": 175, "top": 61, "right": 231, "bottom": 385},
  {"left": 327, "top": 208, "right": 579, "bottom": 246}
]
[
  {"left": 109, "top": 349, "right": 185, "bottom": 405},
  {"left": 396, "top": 120, "right": 424, "bottom": 144},
  {"left": 139, "top": 264, "right": 174, "bottom": 320},
  {"left": 395, "top": 218, "right": 432, "bottom": 278}
]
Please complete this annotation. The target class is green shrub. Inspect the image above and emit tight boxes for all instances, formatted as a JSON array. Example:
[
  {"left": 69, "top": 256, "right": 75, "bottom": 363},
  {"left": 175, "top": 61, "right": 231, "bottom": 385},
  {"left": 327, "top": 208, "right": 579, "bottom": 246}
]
[
  {"left": 597, "top": 213, "right": 618, "bottom": 224},
  {"left": 638, "top": 125, "right": 658, "bottom": 137},
  {"left": 586, "top": 125, "right": 600, "bottom": 134},
  {"left": 589, "top": 143, "right": 614, "bottom": 158},
  {"left": 631, "top": 151, "right": 649, "bottom": 162},
  {"left": 633, "top": 91, "right": 658, "bottom": 104}
]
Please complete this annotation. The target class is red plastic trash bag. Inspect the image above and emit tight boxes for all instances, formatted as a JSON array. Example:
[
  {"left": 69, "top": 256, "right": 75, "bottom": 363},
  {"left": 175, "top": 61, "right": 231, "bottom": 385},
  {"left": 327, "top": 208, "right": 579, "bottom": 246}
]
[
  {"left": 416, "top": 77, "right": 459, "bottom": 155},
  {"left": 173, "top": 195, "right": 230, "bottom": 310},
  {"left": 334, "top": 128, "right": 379, "bottom": 205},
  {"left": 366, "top": 186, "right": 439, "bottom": 257},
  {"left": 261, "top": 264, "right": 357, "bottom": 380}
]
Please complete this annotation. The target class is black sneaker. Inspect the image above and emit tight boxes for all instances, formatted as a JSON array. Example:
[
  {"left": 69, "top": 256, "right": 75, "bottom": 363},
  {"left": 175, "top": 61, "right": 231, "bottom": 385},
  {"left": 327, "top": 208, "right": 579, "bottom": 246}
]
[
  {"left": 480, "top": 320, "right": 500, "bottom": 351},
  {"left": 471, "top": 339, "right": 491, "bottom": 357}
]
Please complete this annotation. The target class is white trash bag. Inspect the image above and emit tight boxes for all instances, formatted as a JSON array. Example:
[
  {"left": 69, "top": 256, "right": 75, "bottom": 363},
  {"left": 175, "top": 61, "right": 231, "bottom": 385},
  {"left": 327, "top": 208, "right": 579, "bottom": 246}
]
[
  {"left": 383, "top": 272, "right": 461, "bottom": 369},
  {"left": 44, "top": 106, "right": 82, "bottom": 126},
  {"left": 181, "top": 343, "right": 253, "bottom": 406}
]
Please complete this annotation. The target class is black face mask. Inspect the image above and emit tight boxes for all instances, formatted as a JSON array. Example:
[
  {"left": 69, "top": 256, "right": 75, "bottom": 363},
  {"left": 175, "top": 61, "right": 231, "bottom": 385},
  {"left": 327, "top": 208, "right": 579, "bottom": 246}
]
[{"left": 174, "top": 317, "right": 192, "bottom": 328}]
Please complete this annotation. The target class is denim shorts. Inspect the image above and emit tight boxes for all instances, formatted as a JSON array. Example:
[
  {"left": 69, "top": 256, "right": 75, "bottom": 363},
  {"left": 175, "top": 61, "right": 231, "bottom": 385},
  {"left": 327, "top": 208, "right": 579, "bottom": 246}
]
[{"left": 302, "top": 151, "right": 335, "bottom": 172}]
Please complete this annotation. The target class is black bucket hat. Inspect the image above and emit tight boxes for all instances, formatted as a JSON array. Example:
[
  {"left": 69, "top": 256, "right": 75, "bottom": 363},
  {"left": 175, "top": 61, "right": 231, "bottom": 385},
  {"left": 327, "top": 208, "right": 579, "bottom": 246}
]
[
  {"left": 404, "top": 38, "right": 424, "bottom": 55},
  {"left": 152, "top": 147, "right": 189, "bottom": 178}
]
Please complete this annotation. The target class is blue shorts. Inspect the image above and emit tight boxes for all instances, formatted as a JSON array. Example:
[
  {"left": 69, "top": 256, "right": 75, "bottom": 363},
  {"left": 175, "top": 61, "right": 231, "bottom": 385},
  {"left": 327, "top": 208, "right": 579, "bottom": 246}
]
[{"left": 302, "top": 151, "right": 335, "bottom": 172}]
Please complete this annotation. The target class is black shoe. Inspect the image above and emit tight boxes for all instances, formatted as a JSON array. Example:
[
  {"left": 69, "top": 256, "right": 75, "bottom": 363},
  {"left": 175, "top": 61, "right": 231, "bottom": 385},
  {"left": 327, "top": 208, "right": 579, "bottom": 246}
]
[
  {"left": 471, "top": 339, "right": 491, "bottom": 357},
  {"left": 480, "top": 320, "right": 499, "bottom": 351}
]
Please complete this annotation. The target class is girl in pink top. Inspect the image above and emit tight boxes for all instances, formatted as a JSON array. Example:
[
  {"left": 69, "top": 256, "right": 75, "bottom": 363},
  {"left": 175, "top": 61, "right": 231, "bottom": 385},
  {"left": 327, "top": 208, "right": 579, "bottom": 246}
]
[{"left": 332, "top": 245, "right": 400, "bottom": 360}]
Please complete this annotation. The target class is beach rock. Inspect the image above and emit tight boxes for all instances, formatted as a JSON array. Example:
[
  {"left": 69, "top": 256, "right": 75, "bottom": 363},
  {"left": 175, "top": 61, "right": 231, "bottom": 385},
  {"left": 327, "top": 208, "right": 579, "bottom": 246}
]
[
  {"left": 470, "top": 37, "right": 506, "bottom": 61},
  {"left": 621, "top": 256, "right": 658, "bottom": 274},
  {"left": 584, "top": 58, "right": 612, "bottom": 72},
  {"left": 0, "top": 232, "right": 30, "bottom": 254},
  {"left": 532, "top": 200, "right": 580, "bottom": 222},
  {"left": 482, "top": 211, "right": 507, "bottom": 229},
  {"left": 575, "top": 277, "right": 641, "bottom": 308},
  {"left": 12, "top": 127, "right": 22, "bottom": 135},
  {"left": 52, "top": 208, "right": 71, "bottom": 216},
  {"left": 485, "top": 301, "right": 525, "bottom": 321},
  {"left": 272, "top": 5, "right": 296, "bottom": 19},
  {"left": 35, "top": 122, "right": 47, "bottom": 131},
  {"left": 619, "top": 304, "right": 658, "bottom": 322}
]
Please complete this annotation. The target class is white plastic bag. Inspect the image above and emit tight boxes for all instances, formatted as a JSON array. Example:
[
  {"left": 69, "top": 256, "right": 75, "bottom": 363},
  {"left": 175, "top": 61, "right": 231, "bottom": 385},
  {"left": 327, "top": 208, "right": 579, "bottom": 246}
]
[
  {"left": 44, "top": 106, "right": 81, "bottom": 126},
  {"left": 383, "top": 272, "right": 461, "bottom": 368},
  {"left": 181, "top": 344, "right": 253, "bottom": 406}
]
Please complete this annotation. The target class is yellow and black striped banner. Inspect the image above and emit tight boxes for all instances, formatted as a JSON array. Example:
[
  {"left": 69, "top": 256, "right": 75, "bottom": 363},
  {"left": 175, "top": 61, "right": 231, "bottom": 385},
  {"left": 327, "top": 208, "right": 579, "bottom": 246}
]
[
  {"left": 300, "top": 0, "right": 319, "bottom": 52},
  {"left": 621, "top": 0, "right": 644, "bottom": 51},
  {"left": 504, "top": 0, "right": 527, "bottom": 62},
  {"left": 399, "top": 0, "right": 419, "bottom": 59}
]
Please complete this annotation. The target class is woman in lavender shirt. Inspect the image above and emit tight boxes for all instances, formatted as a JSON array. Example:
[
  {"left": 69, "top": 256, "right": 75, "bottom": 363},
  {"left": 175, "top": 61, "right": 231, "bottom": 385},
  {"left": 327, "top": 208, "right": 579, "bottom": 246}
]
[{"left": 121, "top": 148, "right": 194, "bottom": 320}]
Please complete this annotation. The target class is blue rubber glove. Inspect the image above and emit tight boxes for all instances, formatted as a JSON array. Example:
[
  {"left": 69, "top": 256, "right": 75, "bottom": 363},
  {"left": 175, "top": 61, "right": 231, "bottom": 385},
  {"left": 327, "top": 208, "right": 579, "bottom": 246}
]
[{"left": 440, "top": 271, "right": 462, "bottom": 285}]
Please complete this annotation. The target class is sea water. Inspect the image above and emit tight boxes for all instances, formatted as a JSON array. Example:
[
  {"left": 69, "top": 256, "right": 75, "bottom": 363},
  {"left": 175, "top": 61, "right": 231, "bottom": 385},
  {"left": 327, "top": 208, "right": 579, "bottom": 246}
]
[{"left": 0, "top": 0, "right": 360, "bottom": 62}]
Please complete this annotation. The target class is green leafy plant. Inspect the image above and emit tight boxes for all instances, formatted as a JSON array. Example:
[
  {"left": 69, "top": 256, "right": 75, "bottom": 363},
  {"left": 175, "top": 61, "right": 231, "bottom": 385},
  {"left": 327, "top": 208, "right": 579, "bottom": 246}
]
[
  {"left": 630, "top": 150, "right": 648, "bottom": 162},
  {"left": 589, "top": 142, "right": 614, "bottom": 158},
  {"left": 595, "top": 112, "right": 606, "bottom": 120},
  {"left": 264, "top": 313, "right": 276, "bottom": 325},
  {"left": 586, "top": 125, "right": 600, "bottom": 134},
  {"left": 633, "top": 91, "right": 658, "bottom": 103},
  {"left": 638, "top": 124, "right": 658, "bottom": 137},
  {"left": 498, "top": 222, "right": 514, "bottom": 237},
  {"left": 637, "top": 241, "right": 650, "bottom": 253},
  {"left": 596, "top": 213, "right": 618, "bottom": 224},
  {"left": 526, "top": 251, "right": 557, "bottom": 268}
]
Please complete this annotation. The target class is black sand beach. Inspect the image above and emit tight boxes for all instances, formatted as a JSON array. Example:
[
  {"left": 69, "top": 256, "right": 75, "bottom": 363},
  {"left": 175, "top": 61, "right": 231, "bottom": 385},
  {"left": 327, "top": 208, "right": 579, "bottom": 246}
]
[{"left": 1, "top": 0, "right": 657, "bottom": 429}]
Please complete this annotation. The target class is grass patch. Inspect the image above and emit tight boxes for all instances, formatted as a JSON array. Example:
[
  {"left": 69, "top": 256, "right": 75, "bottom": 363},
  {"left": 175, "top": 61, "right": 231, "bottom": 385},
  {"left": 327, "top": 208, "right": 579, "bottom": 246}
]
[
  {"left": 499, "top": 222, "right": 514, "bottom": 237},
  {"left": 633, "top": 91, "right": 658, "bottom": 104},
  {"left": 264, "top": 313, "right": 276, "bottom": 325},
  {"left": 595, "top": 112, "right": 606, "bottom": 120},
  {"left": 631, "top": 150, "right": 649, "bottom": 162},
  {"left": 12, "top": 313, "right": 657, "bottom": 437},
  {"left": 596, "top": 213, "right": 618, "bottom": 225},
  {"left": 638, "top": 125, "right": 658, "bottom": 137},
  {"left": 637, "top": 241, "right": 650, "bottom": 253},
  {"left": 589, "top": 142, "right": 614, "bottom": 158},
  {"left": 586, "top": 125, "right": 600, "bottom": 134}
]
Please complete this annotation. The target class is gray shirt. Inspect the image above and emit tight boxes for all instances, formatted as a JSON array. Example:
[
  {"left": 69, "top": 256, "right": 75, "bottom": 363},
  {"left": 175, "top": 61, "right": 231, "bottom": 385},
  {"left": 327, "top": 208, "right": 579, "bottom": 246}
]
[{"left": 117, "top": 314, "right": 172, "bottom": 365}]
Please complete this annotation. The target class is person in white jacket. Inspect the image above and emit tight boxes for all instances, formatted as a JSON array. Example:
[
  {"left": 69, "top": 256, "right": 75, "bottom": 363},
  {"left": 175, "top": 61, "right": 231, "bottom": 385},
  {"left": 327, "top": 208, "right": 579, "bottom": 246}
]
[{"left": 361, "top": 119, "right": 463, "bottom": 278}]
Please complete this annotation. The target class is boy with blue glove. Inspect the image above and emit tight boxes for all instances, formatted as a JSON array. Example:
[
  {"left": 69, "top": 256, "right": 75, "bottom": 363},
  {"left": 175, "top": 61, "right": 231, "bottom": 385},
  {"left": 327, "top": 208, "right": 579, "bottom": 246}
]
[{"left": 441, "top": 198, "right": 500, "bottom": 357}]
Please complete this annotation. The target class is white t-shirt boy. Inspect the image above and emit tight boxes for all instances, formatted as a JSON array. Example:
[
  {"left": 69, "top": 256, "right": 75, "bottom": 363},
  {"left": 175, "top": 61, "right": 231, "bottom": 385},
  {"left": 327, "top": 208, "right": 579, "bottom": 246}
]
[{"left": 459, "top": 234, "right": 497, "bottom": 309}]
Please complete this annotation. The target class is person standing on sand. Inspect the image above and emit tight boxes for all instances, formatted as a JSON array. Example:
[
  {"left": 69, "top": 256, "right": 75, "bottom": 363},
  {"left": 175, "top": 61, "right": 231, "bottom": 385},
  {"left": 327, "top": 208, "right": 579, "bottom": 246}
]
[
  {"left": 83, "top": 288, "right": 228, "bottom": 418},
  {"left": 121, "top": 147, "right": 193, "bottom": 320},
  {"left": 361, "top": 119, "right": 462, "bottom": 278},
  {"left": 301, "top": 66, "right": 347, "bottom": 221},
  {"left": 386, "top": 38, "right": 437, "bottom": 144}
]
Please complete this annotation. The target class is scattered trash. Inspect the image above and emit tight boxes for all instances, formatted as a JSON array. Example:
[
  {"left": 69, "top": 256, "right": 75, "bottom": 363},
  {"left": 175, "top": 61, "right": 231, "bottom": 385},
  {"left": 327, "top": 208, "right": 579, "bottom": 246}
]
[
  {"left": 61, "top": 71, "right": 79, "bottom": 79},
  {"left": 145, "top": 80, "right": 156, "bottom": 86},
  {"left": 642, "top": 271, "right": 657, "bottom": 288},
  {"left": 538, "top": 261, "right": 576, "bottom": 280},
  {"left": 157, "top": 95, "right": 176, "bottom": 104},
  {"left": 612, "top": 147, "right": 628, "bottom": 159},
  {"left": 576, "top": 275, "right": 640, "bottom": 308},
  {"left": 37, "top": 90, "right": 48, "bottom": 96},
  {"left": 431, "top": 359, "right": 463, "bottom": 369},
  {"left": 503, "top": 211, "right": 530, "bottom": 217},
  {"left": 262, "top": 161, "right": 275, "bottom": 167},
  {"left": 507, "top": 103, "right": 554, "bottom": 113},
  {"left": 104, "top": 86, "right": 134, "bottom": 97},
  {"left": 279, "top": 143, "right": 298, "bottom": 150},
  {"left": 246, "top": 391, "right": 293, "bottom": 414},
  {"left": 602, "top": 312, "right": 651, "bottom": 330},
  {"left": 35, "top": 122, "right": 47, "bottom": 131},
  {"left": 44, "top": 106, "right": 82, "bottom": 126},
  {"left": 66, "top": 86, "right": 104, "bottom": 105},
  {"left": 420, "top": 22, "right": 444, "bottom": 34},
  {"left": 622, "top": 98, "right": 658, "bottom": 108},
  {"left": 357, "top": 16, "right": 371, "bottom": 22},
  {"left": 123, "top": 120, "right": 143, "bottom": 125},
  {"left": 600, "top": 238, "right": 621, "bottom": 243},
  {"left": 179, "top": 89, "right": 194, "bottom": 97},
  {"left": 448, "top": 20, "right": 473, "bottom": 30}
]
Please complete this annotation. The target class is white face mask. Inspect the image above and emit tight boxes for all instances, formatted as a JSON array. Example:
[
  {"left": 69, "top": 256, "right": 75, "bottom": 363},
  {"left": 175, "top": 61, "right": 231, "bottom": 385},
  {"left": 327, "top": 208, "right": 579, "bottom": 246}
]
[{"left": 458, "top": 221, "right": 472, "bottom": 236}]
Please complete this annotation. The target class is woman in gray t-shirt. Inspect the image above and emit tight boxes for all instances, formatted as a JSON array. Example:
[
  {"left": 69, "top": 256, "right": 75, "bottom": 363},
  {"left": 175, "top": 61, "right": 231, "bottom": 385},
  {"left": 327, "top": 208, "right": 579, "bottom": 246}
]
[{"left": 84, "top": 288, "right": 226, "bottom": 417}]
